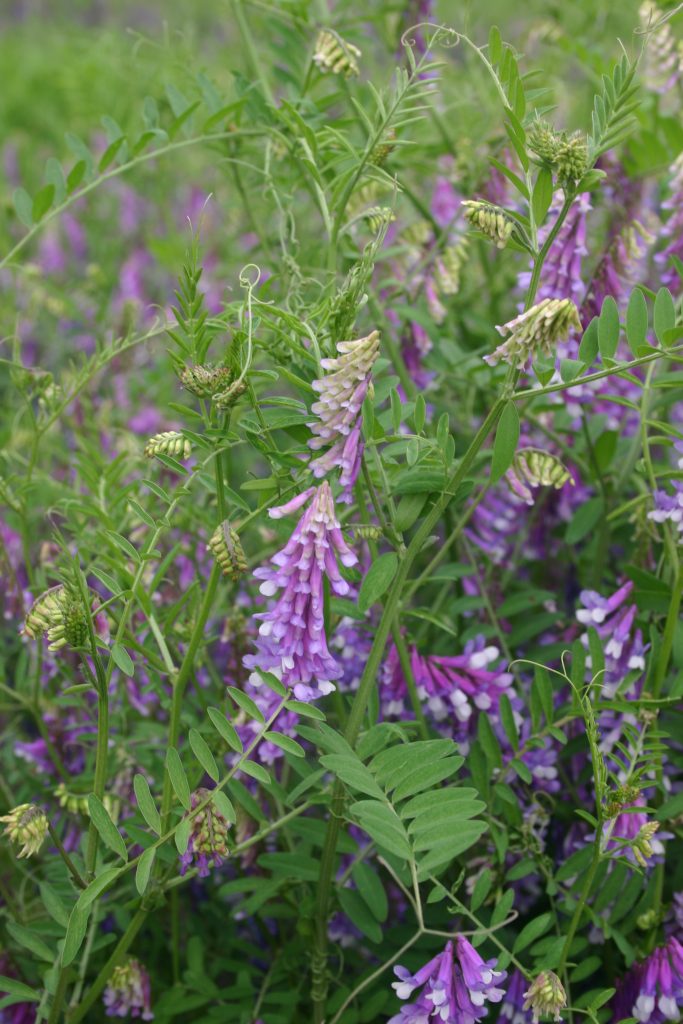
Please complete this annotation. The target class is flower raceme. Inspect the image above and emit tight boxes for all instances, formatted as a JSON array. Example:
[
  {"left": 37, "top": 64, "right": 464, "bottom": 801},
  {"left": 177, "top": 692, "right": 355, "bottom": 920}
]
[
  {"left": 243, "top": 483, "right": 357, "bottom": 701},
  {"left": 308, "top": 331, "right": 380, "bottom": 502},
  {"left": 390, "top": 937, "right": 506, "bottom": 1024},
  {"left": 485, "top": 299, "right": 581, "bottom": 369},
  {"left": 103, "top": 957, "right": 153, "bottom": 1020}
]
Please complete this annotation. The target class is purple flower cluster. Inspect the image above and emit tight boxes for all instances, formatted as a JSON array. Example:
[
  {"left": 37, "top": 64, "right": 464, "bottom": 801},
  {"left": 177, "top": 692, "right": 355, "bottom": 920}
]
[
  {"left": 613, "top": 936, "right": 683, "bottom": 1024},
  {"left": 576, "top": 581, "right": 646, "bottom": 696},
  {"left": 390, "top": 937, "right": 506, "bottom": 1024},
  {"left": 243, "top": 483, "right": 357, "bottom": 700},
  {"left": 103, "top": 957, "right": 153, "bottom": 1019},
  {"left": 381, "top": 638, "right": 513, "bottom": 744}
]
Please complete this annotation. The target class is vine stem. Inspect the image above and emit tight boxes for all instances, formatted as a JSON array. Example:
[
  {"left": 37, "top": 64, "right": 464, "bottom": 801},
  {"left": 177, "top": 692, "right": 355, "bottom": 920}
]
[
  {"left": 47, "top": 824, "right": 86, "bottom": 890},
  {"left": 327, "top": 933, "right": 422, "bottom": 1024}
]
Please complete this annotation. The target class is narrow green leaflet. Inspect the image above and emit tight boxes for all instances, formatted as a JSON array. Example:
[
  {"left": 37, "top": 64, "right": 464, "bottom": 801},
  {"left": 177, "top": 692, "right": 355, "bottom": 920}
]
[
  {"left": 135, "top": 847, "right": 156, "bottom": 896},
  {"left": 134, "top": 774, "right": 162, "bottom": 834},
  {"left": 165, "top": 748, "right": 192, "bottom": 811},
  {"left": 491, "top": 401, "right": 520, "bottom": 483},
  {"left": 358, "top": 553, "right": 399, "bottom": 613},
  {"left": 87, "top": 794, "right": 128, "bottom": 862},
  {"left": 227, "top": 686, "right": 265, "bottom": 723},
  {"left": 625, "top": 289, "right": 648, "bottom": 353},
  {"left": 189, "top": 728, "right": 220, "bottom": 782},
  {"left": 207, "top": 706, "right": 244, "bottom": 752},
  {"left": 61, "top": 905, "right": 91, "bottom": 967}
]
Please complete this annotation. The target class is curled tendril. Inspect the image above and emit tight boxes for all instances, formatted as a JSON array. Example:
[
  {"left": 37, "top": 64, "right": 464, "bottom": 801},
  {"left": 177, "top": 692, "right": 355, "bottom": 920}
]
[
  {"left": 400, "top": 22, "right": 460, "bottom": 51},
  {"left": 634, "top": 0, "right": 683, "bottom": 35},
  {"left": 239, "top": 262, "right": 261, "bottom": 289}
]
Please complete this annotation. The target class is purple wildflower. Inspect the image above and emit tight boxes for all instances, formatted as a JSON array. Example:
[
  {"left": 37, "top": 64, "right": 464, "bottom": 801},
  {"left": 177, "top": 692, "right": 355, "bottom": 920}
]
[
  {"left": 498, "top": 969, "right": 531, "bottom": 1024},
  {"left": 381, "top": 638, "right": 513, "bottom": 744},
  {"left": 390, "top": 937, "right": 506, "bottom": 1024},
  {"left": 179, "top": 789, "right": 231, "bottom": 878},
  {"left": 612, "top": 936, "right": 683, "bottom": 1023},
  {"left": 103, "top": 957, "right": 153, "bottom": 1019},
  {"left": 576, "top": 581, "right": 646, "bottom": 696},
  {"left": 243, "top": 483, "right": 357, "bottom": 701},
  {"left": 308, "top": 332, "right": 380, "bottom": 502},
  {"left": 648, "top": 480, "right": 683, "bottom": 536}
]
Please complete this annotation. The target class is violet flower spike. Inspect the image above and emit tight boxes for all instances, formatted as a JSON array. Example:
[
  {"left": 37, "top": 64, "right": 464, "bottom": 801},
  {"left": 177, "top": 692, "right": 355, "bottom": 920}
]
[
  {"left": 390, "top": 937, "right": 506, "bottom": 1024},
  {"left": 243, "top": 482, "right": 358, "bottom": 701},
  {"left": 308, "top": 331, "right": 380, "bottom": 502}
]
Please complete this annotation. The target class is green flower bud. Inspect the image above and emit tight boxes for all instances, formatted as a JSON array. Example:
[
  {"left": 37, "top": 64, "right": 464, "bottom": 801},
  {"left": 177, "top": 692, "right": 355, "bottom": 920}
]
[
  {"left": 523, "top": 971, "right": 567, "bottom": 1023},
  {"left": 208, "top": 523, "right": 248, "bottom": 581},
  {"left": 180, "top": 364, "right": 235, "bottom": 399},
  {"left": 462, "top": 200, "right": 517, "bottom": 249},
  {"left": 313, "top": 30, "right": 361, "bottom": 78},
  {"left": 144, "top": 431, "right": 191, "bottom": 460},
  {"left": 0, "top": 804, "right": 49, "bottom": 858}
]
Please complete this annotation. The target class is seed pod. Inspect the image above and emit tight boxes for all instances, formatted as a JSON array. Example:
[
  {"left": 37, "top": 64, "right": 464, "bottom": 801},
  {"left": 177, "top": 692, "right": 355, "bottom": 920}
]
[
  {"left": 209, "top": 523, "right": 248, "bottom": 581},
  {"left": 144, "top": 431, "right": 191, "bottom": 460}
]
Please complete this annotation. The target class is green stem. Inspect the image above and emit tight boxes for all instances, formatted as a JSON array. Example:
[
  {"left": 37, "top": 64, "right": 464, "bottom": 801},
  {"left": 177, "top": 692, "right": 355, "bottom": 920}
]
[
  {"left": 391, "top": 623, "right": 429, "bottom": 739},
  {"left": 46, "top": 967, "right": 69, "bottom": 1024},
  {"left": 48, "top": 824, "right": 86, "bottom": 890},
  {"left": 232, "top": 0, "right": 275, "bottom": 105},
  {"left": 159, "top": 561, "right": 222, "bottom": 829},
  {"left": 85, "top": 689, "right": 109, "bottom": 876},
  {"left": 557, "top": 843, "right": 602, "bottom": 974}
]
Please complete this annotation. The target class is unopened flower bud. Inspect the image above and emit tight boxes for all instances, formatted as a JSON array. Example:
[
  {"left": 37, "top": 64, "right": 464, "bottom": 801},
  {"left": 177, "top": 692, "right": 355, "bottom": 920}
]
[
  {"left": 179, "top": 789, "right": 232, "bottom": 878},
  {"left": 313, "top": 29, "right": 361, "bottom": 78},
  {"left": 506, "top": 449, "right": 574, "bottom": 505},
  {"left": 208, "top": 523, "right": 248, "bottom": 581},
  {"left": 213, "top": 379, "right": 248, "bottom": 410},
  {"left": 364, "top": 206, "right": 395, "bottom": 234},
  {"left": 23, "top": 586, "right": 89, "bottom": 651},
  {"left": 354, "top": 524, "right": 383, "bottom": 541},
  {"left": 523, "top": 971, "right": 567, "bottom": 1023},
  {"left": 180, "top": 363, "right": 235, "bottom": 399},
  {"left": 371, "top": 130, "right": 396, "bottom": 166},
  {"left": 632, "top": 821, "right": 660, "bottom": 867},
  {"left": 556, "top": 134, "right": 588, "bottom": 189},
  {"left": 144, "top": 431, "right": 191, "bottom": 461},
  {"left": 486, "top": 298, "right": 581, "bottom": 369},
  {"left": 435, "top": 238, "right": 468, "bottom": 296},
  {"left": 0, "top": 804, "right": 49, "bottom": 858},
  {"left": 528, "top": 119, "right": 562, "bottom": 164},
  {"left": 462, "top": 200, "right": 516, "bottom": 249}
]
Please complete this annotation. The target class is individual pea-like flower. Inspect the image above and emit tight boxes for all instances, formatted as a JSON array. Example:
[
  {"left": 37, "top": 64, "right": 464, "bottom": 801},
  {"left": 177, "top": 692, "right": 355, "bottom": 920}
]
[
  {"left": 243, "top": 483, "right": 358, "bottom": 701},
  {"left": 313, "top": 29, "right": 361, "bottom": 78},
  {"left": 498, "top": 970, "right": 530, "bottom": 1024},
  {"left": 390, "top": 937, "right": 506, "bottom": 1024},
  {"left": 612, "top": 936, "right": 683, "bottom": 1023},
  {"left": 103, "top": 957, "right": 153, "bottom": 1020},
  {"left": 505, "top": 449, "right": 575, "bottom": 506},
  {"left": 576, "top": 580, "right": 646, "bottom": 696},
  {"left": 208, "top": 522, "right": 248, "bottom": 580},
  {"left": 462, "top": 200, "right": 516, "bottom": 248},
  {"left": 648, "top": 481, "right": 683, "bottom": 537},
  {"left": 485, "top": 298, "right": 581, "bottom": 369},
  {"left": 308, "top": 331, "right": 380, "bottom": 502},
  {"left": 179, "top": 789, "right": 231, "bottom": 878},
  {"left": 144, "top": 430, "right": 191, "bottom": 460},
  {"left": 523, "top": 971, "right": 567, "bottom": 1022},
  {"left": 0, "top": 804, "right": 49, "bottom": 858}
]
